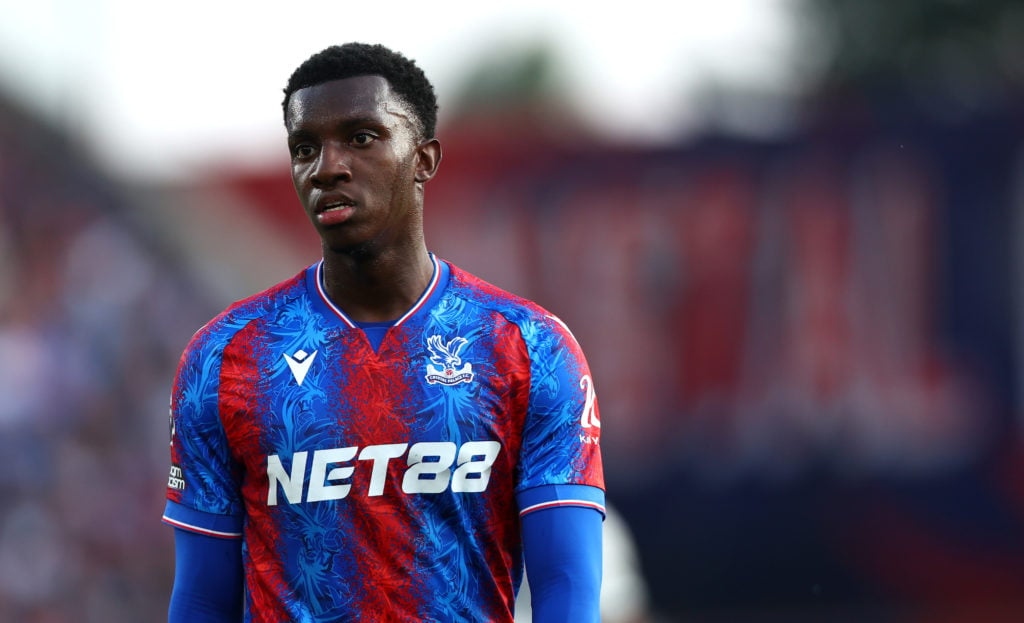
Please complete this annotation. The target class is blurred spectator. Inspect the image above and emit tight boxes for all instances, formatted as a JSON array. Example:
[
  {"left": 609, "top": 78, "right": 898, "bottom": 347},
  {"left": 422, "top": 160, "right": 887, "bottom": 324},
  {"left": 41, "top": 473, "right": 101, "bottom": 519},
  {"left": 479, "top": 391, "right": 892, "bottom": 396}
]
[{"left": 0, "top": 96, "right": 212, "bottom": 622}]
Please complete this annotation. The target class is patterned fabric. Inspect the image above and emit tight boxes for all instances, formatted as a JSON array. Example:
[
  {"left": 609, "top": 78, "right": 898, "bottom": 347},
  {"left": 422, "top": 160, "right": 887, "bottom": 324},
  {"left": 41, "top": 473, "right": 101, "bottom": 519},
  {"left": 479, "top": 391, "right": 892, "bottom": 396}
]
[{"left": 163, "top": 257, "right": 604, "bottom": 622}]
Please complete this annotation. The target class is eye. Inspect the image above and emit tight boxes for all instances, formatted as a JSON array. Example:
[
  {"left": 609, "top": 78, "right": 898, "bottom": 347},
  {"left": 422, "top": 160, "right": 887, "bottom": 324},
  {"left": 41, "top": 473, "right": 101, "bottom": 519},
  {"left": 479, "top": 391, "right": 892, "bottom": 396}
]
[
  {"left": 351, "top": 132, "right": 377, "bottom": 146},
  {"left": 292, "top": 144, "right": 316, "bottom": 159}
]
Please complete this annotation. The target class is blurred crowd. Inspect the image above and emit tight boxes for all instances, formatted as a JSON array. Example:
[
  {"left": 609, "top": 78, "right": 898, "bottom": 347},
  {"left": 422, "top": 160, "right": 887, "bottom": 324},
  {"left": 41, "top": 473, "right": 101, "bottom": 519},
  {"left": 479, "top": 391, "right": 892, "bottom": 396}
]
[{"left": 0, "top": 98, "right": 214, "bottom": 621}]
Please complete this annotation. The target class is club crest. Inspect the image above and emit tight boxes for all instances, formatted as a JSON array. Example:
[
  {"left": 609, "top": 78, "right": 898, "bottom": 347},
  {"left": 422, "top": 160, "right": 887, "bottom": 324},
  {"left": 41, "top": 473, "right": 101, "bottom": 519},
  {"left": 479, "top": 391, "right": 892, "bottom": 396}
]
[{"left": 425, "top": 335, "right": 475, "bottom": 386}]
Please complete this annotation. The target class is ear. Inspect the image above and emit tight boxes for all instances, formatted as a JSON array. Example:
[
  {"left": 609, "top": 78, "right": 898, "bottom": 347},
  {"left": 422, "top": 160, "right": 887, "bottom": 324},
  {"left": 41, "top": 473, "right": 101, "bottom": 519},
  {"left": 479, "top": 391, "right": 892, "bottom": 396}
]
[{"left": 414, "top": 138, "right": 442, "bottom": 183}]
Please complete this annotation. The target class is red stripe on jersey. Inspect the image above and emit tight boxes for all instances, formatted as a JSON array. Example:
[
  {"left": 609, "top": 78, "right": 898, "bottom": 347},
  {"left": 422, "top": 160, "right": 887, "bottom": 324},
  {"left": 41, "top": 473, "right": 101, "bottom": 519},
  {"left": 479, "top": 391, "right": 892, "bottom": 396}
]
[
  {"left": 218, "top": 319, "right": 293, "bottom": 623},
  {"left": 479, "top": 318, "right": 533, "bottom": 618},
  {"left": 334, "top": 327, "right": 426, "bottom": 617}
]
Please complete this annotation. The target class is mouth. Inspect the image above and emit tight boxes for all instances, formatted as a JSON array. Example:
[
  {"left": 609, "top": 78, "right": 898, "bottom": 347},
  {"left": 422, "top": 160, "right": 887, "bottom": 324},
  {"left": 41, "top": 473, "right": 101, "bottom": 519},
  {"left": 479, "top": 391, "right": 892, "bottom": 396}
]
[
  {"left": 315, "top": 197, "right": 357, "bottom": 226},
  {"left": 317, "top": 197, "right": 356, "bottom": 212}
]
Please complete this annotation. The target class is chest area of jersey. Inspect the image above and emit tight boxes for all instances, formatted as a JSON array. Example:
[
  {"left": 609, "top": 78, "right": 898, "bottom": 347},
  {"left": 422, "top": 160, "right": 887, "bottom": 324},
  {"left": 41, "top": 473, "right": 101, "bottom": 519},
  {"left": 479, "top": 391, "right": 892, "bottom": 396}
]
[{"left": 219, "top": 326, "right": 528, "bottom": 453}]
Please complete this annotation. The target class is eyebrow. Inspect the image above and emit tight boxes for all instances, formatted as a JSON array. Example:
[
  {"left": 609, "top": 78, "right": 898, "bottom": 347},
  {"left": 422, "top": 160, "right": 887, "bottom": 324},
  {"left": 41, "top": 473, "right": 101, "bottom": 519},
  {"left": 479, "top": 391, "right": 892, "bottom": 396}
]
[{"left": 287, "top": 115, "right": 389, "bottom": 140}]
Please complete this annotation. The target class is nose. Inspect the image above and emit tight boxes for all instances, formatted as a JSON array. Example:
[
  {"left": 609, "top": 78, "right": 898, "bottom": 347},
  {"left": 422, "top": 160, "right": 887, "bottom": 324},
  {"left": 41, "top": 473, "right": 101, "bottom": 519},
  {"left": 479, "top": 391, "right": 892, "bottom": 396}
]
[{"left": 311, "top": 143, "right": 352, "bottom": 188}]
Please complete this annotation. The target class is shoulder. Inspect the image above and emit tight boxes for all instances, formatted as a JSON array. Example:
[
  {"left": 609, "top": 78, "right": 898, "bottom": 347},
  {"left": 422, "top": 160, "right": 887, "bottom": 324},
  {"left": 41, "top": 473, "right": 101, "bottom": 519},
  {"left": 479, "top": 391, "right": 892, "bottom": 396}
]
[{"left": 182, "top": 268, "right": 309, "bottom": 360}]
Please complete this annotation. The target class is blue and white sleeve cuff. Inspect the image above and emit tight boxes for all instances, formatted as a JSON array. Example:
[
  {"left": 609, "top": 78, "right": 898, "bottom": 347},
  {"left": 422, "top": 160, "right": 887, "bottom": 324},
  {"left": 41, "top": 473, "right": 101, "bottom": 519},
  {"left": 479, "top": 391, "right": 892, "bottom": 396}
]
[
  {"left": 516, "top": 484, "right": 606, "bottom": 518},
  {"left": 162, "top": 500, "right": 243, "bottom": 539}
]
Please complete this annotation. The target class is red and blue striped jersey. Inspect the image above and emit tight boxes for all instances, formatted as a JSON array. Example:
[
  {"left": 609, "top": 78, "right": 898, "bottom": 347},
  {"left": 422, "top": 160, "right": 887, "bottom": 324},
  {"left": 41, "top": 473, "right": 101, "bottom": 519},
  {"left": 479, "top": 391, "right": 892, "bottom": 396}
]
[{"left": 163, "top": 256, "right": 604, "bottom": 622}]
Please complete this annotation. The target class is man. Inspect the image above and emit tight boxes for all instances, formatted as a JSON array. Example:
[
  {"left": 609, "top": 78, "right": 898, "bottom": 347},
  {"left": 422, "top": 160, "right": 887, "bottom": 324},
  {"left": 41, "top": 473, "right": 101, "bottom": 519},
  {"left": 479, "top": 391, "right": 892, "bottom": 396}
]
[{"left": 162, "top": 43, "right": 605, "bottom": 622}]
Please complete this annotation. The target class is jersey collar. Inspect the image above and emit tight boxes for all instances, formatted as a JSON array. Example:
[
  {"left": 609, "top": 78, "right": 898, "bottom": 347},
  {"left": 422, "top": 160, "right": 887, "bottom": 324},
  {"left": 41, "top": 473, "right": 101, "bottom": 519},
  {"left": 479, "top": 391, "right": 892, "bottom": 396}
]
[{"left": 308, "top": 254, "right": 447, "bottom": 329}]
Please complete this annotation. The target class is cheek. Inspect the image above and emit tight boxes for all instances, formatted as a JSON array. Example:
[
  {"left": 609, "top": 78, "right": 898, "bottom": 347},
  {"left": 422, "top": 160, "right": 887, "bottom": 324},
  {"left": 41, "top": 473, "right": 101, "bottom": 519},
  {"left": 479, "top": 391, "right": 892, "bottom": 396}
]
[
  {"left": 291, "top": 166, "right": 313, "bottom": 198},
  {"left": 364, "top": 157, "right": 407, "bottom": 193}
]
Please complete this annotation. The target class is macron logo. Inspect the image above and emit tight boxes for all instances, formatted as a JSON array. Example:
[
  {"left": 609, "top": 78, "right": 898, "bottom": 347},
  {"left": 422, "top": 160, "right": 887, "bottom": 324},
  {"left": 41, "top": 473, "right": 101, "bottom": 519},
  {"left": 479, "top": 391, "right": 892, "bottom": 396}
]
[{"left": 284, "top": 349, "right": 317, "bottom": 386}]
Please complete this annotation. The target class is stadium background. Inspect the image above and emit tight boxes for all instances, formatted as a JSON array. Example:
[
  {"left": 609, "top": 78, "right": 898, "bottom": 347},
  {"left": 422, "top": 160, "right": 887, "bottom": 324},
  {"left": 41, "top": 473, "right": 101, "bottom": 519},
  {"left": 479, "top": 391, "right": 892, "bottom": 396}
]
[{"left": 1, "top": 1, "right": 1023, "bottom": 621}]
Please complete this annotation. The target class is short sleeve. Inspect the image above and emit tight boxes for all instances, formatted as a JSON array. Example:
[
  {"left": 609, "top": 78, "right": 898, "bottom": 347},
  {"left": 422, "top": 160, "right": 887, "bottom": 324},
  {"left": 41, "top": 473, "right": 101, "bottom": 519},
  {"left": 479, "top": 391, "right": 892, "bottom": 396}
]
[
  {"left": 162, "top": 325, "right": 245, "bottom": 536},
  {"left": 516, "top": 313, "right": 604, "bottom": 493}
]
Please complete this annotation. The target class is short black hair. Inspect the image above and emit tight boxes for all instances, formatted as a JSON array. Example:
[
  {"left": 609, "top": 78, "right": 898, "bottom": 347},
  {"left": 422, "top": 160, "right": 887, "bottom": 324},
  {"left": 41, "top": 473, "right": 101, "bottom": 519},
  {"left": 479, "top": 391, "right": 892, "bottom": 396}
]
[{"left": 282, "top": 42, "right": 438, "bottom": 139}]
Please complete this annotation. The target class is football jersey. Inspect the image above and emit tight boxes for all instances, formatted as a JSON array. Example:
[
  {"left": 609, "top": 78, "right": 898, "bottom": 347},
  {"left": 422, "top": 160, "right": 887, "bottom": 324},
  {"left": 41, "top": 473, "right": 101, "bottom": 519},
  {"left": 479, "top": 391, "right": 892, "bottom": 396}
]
[{"left": 162, "top": 255, "right": 605, "bottom": 622}]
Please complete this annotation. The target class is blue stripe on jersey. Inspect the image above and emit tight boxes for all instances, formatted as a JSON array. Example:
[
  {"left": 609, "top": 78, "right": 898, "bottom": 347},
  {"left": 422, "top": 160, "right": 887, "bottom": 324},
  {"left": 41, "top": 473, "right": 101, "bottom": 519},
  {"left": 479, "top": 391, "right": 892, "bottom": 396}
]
[
  {"left": 163, "top": 499, "right": 243, "bottom": 539},
  {"left": 516, "top": 484, "right": 606, "bottom": 518},
  {"left": 354, "top": 320, "right": 392, "bottom": 351}
]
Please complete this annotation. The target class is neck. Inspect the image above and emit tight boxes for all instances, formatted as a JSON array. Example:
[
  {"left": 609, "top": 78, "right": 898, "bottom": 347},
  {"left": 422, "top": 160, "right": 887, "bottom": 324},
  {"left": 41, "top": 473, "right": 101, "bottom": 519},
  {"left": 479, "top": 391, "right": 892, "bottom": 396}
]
[{"left": 320, "top": 243, "right": 434, "bottom": 323}]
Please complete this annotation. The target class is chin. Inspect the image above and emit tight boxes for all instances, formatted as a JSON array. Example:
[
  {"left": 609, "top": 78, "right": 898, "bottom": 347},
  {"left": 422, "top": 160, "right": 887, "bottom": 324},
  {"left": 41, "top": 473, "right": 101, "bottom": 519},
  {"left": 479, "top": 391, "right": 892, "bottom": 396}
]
[{"left": 322, "top": 237, "right": 378, "bottom": 259}]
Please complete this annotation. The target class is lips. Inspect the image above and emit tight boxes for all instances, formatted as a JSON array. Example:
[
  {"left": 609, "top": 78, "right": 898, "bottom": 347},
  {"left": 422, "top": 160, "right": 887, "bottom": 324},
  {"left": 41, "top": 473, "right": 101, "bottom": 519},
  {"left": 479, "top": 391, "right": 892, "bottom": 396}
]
[{"left": 315, "top": 196, "right": 357, "bottom": 226}]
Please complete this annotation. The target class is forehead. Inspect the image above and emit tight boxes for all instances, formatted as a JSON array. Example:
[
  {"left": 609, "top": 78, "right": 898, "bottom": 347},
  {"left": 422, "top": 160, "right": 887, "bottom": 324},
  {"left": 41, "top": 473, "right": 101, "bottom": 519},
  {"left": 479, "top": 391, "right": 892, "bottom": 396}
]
[{"left": 286, "top": 75, "right": 412, "bottom": 132}]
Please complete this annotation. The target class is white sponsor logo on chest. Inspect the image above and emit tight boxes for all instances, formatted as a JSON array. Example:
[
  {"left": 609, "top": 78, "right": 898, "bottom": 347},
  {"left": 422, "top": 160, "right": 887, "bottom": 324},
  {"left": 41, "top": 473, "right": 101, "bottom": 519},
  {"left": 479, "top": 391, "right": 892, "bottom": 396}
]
[{"left": 266, "top": 440, "right": 501, "bottom": 506}]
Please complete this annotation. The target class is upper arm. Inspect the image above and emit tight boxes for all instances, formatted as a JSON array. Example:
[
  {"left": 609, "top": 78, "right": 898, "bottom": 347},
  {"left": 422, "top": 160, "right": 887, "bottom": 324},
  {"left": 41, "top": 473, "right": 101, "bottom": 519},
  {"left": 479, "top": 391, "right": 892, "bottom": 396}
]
[
  {"left": 169, "top": 528, "right": 243, "bottom": 623},
  {"left": 516, "top": 314, "right": 604, "bottom": 493},
  {"left": 165, "top": 326, "right": 245, "bottom": 522}
]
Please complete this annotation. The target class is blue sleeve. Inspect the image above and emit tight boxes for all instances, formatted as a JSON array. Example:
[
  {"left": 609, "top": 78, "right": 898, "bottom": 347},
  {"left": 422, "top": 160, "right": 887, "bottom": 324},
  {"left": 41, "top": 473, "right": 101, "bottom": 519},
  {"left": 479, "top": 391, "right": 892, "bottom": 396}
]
[
  {"left": 521, "top": 503, "right": 603, "bottom": 623},
  {"left": 168, "top": 528, "right": 244, "bottom": 623}
]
